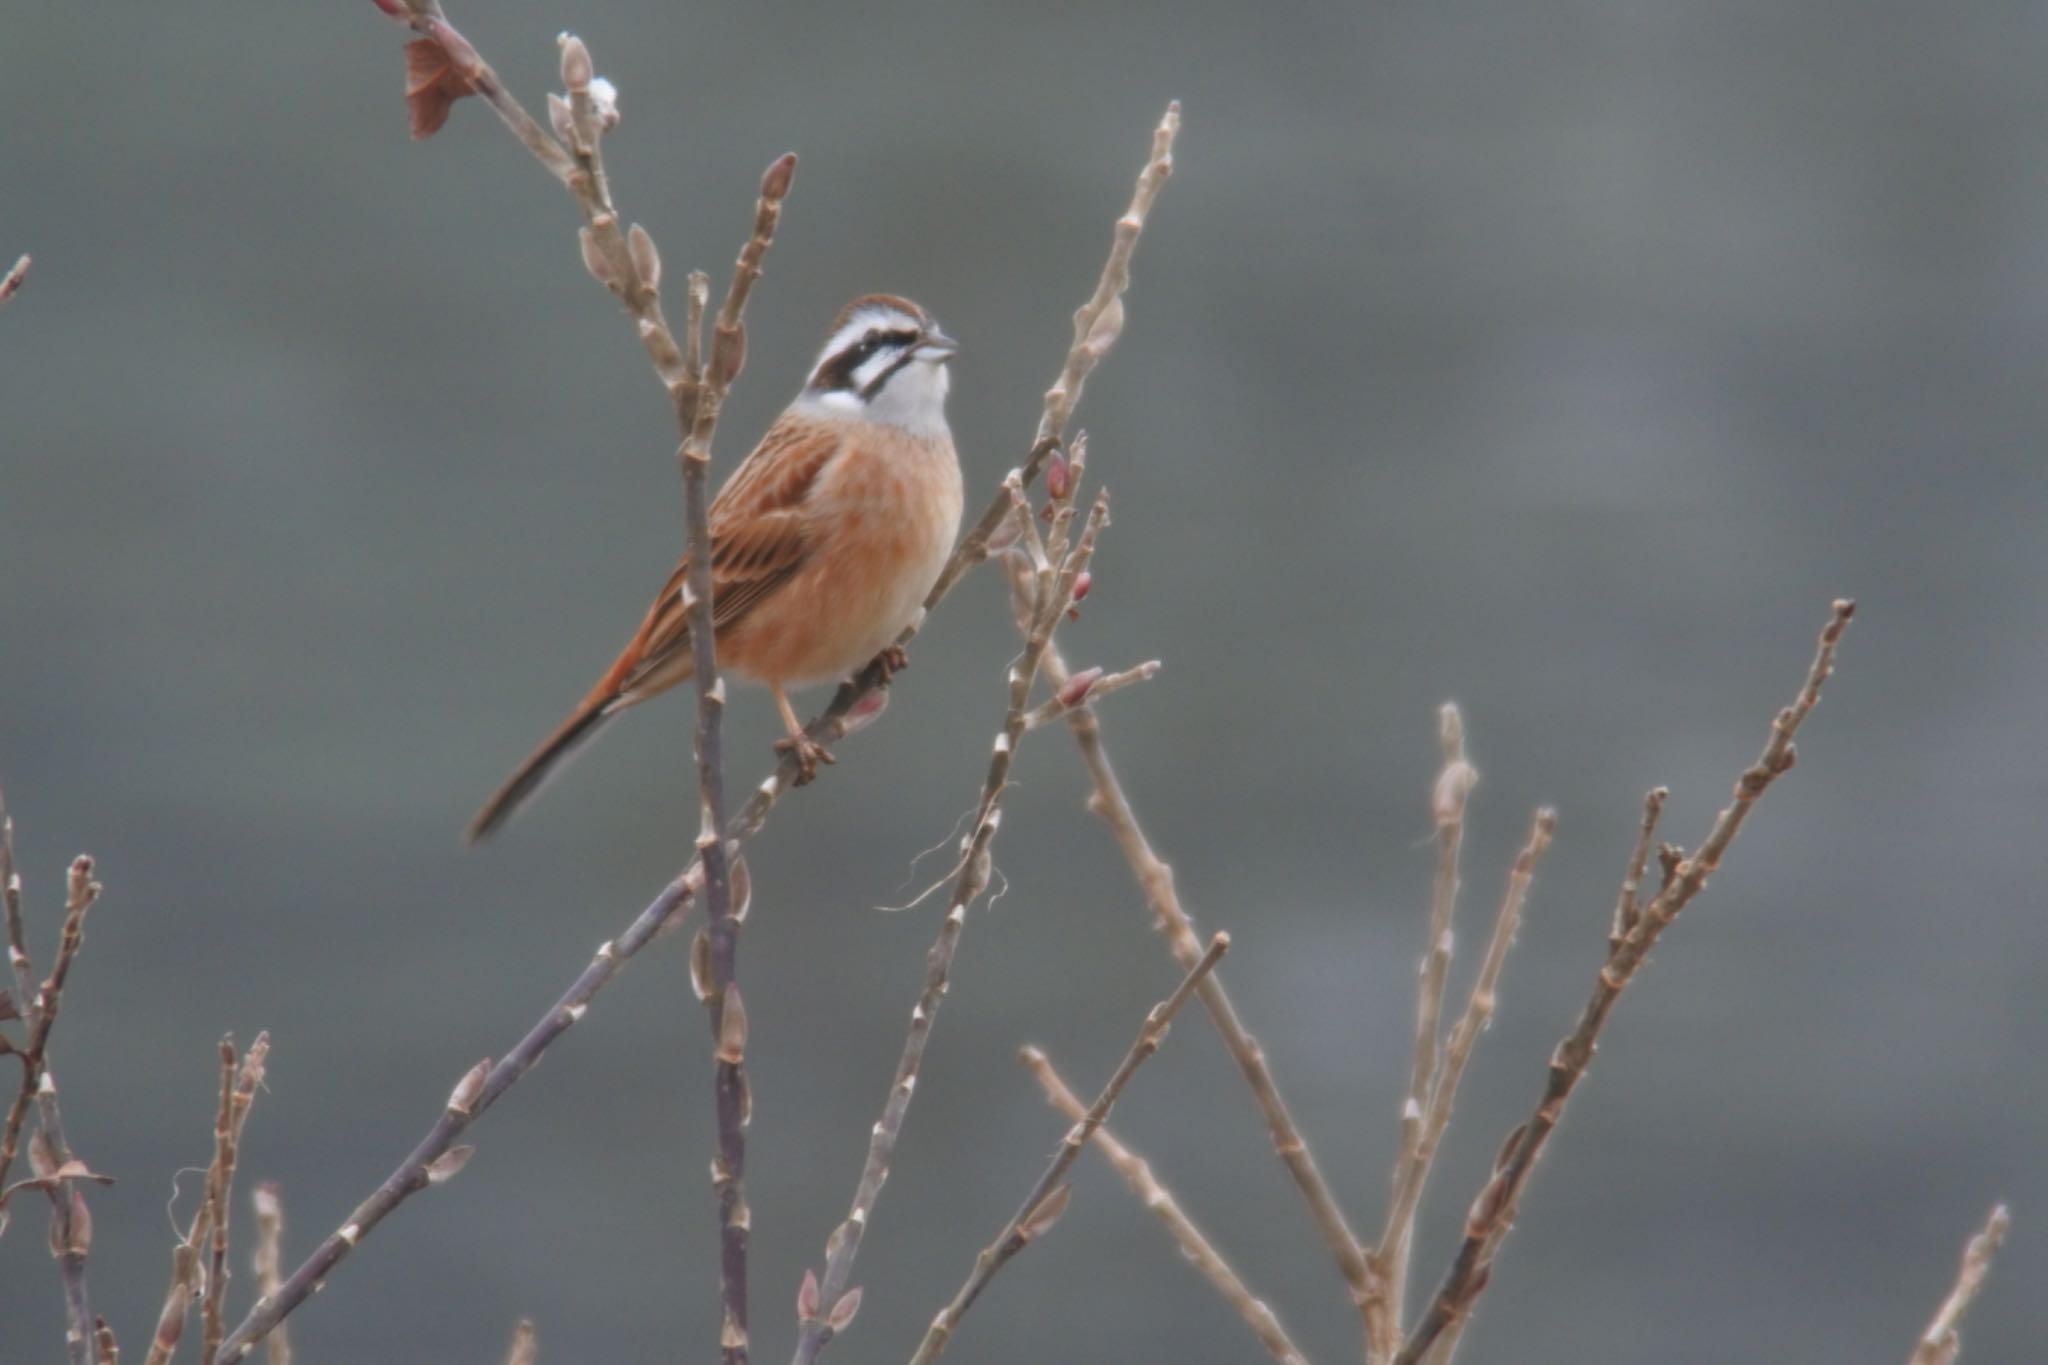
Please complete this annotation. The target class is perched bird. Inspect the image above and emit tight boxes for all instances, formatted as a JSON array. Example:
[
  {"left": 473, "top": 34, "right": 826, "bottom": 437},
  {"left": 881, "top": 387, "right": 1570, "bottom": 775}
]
[{"left": 467, "top": 294, "right": 963, "bottom": 842}]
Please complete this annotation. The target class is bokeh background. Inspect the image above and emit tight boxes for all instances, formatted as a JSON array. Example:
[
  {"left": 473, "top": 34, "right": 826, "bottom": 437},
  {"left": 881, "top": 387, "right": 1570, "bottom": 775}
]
[{"left": 4, "top": 3, "right": 2043, "bottom": 1361}]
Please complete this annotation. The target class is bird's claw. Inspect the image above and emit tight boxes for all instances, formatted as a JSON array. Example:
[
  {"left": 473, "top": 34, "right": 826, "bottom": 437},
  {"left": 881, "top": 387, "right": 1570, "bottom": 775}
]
[
  {"left": 873, "top": 644, "right": 910, "bottom": 683},
  {"left": 775, "top": 731, "right": 837, "bottom": 786}
]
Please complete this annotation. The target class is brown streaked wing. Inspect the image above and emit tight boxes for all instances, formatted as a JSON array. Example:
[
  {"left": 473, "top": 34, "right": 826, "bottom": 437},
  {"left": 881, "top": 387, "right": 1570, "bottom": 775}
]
[{"left": 617, "top": 419, "right": 843, "bottom": 692}]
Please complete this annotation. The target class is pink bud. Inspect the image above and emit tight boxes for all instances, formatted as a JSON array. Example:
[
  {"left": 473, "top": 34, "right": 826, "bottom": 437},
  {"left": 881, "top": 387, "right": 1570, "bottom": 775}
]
[
  {"left": 1045, "top": 451, "right": 1070, "bottom": 501},
  {"left": 761, "top": 152, "right": 798, "bottom": 201},
  {"left": 797, "top": 1268, "right": 821, "bottom": 1320},
  {"left": 1058, "top": 668, "right": 1103, "bottom": 708},
  {"left": 839, "top": 687, "right": 891, "bottom": 738},
  {"left": 1072, "top": 572, "right": 1092, "bottom": 603},
  {"left": 827, "top": 1288, "right": 863, "bottom": 1332},
  {"left": 370, "top": 0, "right": 408, "bottom": 16}
]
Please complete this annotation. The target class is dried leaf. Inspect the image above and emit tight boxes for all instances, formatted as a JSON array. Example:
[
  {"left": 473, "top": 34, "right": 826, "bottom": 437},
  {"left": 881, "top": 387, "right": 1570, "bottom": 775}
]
[{"left": 403, "top": 38, "right": 478, "bottom": 141}]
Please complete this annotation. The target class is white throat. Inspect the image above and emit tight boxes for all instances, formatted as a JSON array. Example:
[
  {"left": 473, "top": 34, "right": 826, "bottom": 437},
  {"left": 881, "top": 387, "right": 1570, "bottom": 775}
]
[{"left": 798, "top": 358, "right": 952, "bottom": 437}]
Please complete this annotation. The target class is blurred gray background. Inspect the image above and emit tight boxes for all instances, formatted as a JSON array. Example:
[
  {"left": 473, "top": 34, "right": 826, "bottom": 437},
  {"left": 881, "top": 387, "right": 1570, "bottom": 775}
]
[{"left": 3, "top": 2, "right": 2043, "bottom": 1361}]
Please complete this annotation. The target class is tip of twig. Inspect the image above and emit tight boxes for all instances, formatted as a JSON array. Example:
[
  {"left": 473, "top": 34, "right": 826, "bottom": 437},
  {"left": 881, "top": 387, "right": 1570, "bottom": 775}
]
[
  {"left": 0, "top": 254, "right": 30, "bottom": 307},
  {"left": 761, "top": 152, "right": 798, "bottom": 200}
]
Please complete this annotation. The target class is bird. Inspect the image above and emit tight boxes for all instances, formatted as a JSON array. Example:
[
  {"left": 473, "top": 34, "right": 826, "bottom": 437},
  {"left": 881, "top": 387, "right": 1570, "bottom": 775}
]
[{"left": 466, "top": 294, "right": 963, "bottom": 842}]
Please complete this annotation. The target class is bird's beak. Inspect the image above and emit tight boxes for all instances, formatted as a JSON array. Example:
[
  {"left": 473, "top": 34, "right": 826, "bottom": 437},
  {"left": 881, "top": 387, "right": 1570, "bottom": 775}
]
[{"left": 915, "top": 329, "right": 959, "bottom": 362}]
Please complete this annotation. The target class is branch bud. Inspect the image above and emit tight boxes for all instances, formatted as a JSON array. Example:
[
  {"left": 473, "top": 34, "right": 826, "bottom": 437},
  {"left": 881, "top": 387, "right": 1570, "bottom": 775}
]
[
  {"left": 627, "top": 223, "right": 661, "bottom": 294},
  {"left": 424, "top": 1144, "right": 475, "bottom": 1184},
  {"left": 827, "top": 1287, "right": 863, "bottom": 1332},
  {"left": 1058, "top": 667, "right": 1104, "bottom": 709},
  {"left": 557, "top": 33, "right": 593, "bottom": 92},
  {"left": 446, "top": 1059, "right": 490, "bottom": 1115},
  {"left": 1045, "top": 451, "right": 1070, "bottom": 501},
  {"left": 760, "top": 151, "right": 798, "bottom": 202},
  {"left": 717, "top": 986, "right": 749, "bottom": 1064},
  {"left": 797, "top": 1267, "right": 821, "bottom": 1320},
  {"left": 1081, "top": 295, "right": 1125, "bottom": 358},
  {"left": 1019, "top": 1183, "right": 1072, "bottom": 1242},
  {"left": 690, "top": 928, "right": 714, "bottom": 1002},
  {"left": 579, "top": 227, "right": 618, "bottom": 292},
  {"left": 546, "top": 92, "right": 574, "bottom": 145},
  {"left": 1432, "top": 759, "right": 1479, "bottom": 827}
]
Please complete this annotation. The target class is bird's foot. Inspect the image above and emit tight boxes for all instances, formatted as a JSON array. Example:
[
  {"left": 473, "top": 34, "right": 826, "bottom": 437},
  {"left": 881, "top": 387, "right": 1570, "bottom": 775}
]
[
  {"left": 872, "top": 644, "right": 910, "bottom": 683},
  {"left": 775, "top": 730, "right": 837, "bottom": 786}
]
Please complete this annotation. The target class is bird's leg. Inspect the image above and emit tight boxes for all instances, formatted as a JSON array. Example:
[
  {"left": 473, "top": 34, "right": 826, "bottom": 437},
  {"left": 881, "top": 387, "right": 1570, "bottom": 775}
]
[{"left": 771, "top": 681, "right": 835, "bottom": 785}]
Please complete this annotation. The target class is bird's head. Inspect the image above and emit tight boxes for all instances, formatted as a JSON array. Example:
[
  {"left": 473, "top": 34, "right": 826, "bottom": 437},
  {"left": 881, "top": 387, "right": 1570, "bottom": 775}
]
[{"left": 800, "top": 294, "right": 957, "bottom": 433}]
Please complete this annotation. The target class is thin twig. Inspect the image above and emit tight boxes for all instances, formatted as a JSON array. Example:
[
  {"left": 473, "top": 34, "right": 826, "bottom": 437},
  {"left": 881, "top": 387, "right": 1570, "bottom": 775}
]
[
  {"left": 503, "top": 1318, "right": 539, "bottom": 1365},
  {"left": 1033, "top": 636, "right": 1379, "bottom": 1317},
  {"left": 908, "top": 935, "right": 1229, "bottom": 1365},
  {"left": 201, "top": 1036, "right": 269, "bottom": 1365},
  {"left": 0, "top": 254, "right": 29, "bottom": 310},
  {"left": 149, "top": 1040, "right": 264, "bottom": 1365},
  {"left": 1019, "top": 1047, "right": 1311, "bottom": 1365},
  {"left": 1909, "top": 1205, "right": 2009, "bottom": 1365},
  {"left": 1394, "top": 601, "right": 1857, "bottom": 1365},
  {"left": 1370, "top": 706, "right": 1478, "bottom": 1356},
  {"left": 1019, "top": 661, "right": 1161, "bottom": 730},
  {"left": 250, "top": 1185, "right": 291, "bottom": 1365},
  {"left": 0, "top": 791, "right": 104, "bottom": 1365},
  {"left": 96, "top": 1318, "right": 121, "bottom": 1365},
  {"left": 670, "top": 150, "right": 795, "bottom": 1365},
  {"left": 790, "top": 493, "right": 1110, "bottom": 1365}
]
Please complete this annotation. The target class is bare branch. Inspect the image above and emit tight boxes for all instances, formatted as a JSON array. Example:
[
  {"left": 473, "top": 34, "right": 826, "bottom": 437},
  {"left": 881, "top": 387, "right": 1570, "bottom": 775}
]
[
  {"left": 1395, "top": 601, "right": 1857, "bottom": 1365},
  {"left": 907, "top": 936, "right": 1229, "bottom": 1365},
  {"left": 1909, "top": 1205, "right": 2010, "bottom": 1365},
  {"left": 0, "top": 793, "right": 104, "bottom": 1365},
  {"left": 1031, "top": 635, "right": 1378, "bottom": 1316},
  {"left": 1019, "top": 1046, "right": 1311, "bottom": 1365},
  {"left": 791, "top": 496, "right": 1110, "bottom": 1365},
  {"left": 1370, "top": 705, "right": 1479, "bottom": 1355},
  {"left": 673, "top": 151, "right": 796, "bottom": 1365},
  {"left": 201, "top": 1036, "right": 269, "bottom": 1365}
]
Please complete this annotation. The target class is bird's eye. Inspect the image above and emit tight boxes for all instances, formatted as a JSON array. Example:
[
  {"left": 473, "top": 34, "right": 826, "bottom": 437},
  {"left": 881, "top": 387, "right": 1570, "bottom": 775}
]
[{"left": 864, "top": 329, "right": 881, "bottom": 344}]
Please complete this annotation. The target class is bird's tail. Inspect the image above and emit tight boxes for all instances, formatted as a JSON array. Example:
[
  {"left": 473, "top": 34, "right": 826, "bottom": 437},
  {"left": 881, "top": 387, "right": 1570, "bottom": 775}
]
[{"left": 466, "top": 694, "right": 623, "bottom": 843}]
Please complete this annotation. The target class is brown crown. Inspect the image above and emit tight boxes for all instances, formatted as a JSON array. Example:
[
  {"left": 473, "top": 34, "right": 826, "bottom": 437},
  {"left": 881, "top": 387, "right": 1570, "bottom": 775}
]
[{"left": 829, "top": 293, "right": 931, "bottom": 333}]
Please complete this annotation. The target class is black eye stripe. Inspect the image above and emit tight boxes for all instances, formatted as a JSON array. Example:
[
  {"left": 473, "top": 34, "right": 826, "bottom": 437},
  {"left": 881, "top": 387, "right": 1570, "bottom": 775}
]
[{"left": 814, "top": 326, "right": 928, "bottom": 392}]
